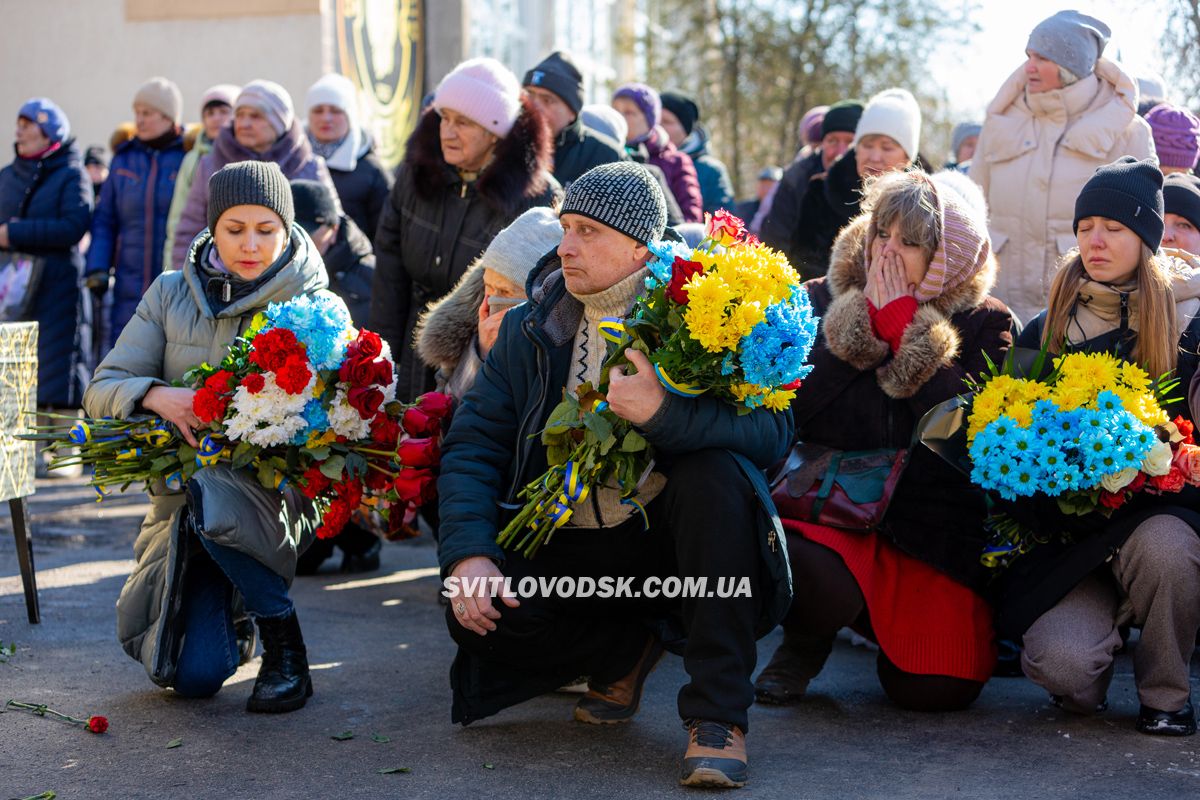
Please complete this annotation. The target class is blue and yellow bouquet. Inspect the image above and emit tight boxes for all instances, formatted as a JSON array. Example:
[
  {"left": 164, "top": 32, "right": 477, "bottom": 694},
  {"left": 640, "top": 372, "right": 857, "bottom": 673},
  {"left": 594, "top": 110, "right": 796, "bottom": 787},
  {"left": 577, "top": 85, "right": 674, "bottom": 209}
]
[
  {"left": 963, "top": 351, "right": 1193, "bottom": 566},
  {"left": 496, "top": 210, "right": 819, "bottom": 557}
]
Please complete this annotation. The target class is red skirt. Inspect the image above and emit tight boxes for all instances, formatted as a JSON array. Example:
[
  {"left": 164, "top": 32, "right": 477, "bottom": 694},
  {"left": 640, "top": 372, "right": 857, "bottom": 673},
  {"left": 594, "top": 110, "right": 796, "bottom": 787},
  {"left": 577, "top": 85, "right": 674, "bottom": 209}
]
[{"left": 787, "top": 520, "right": 997, "bottom": 683}]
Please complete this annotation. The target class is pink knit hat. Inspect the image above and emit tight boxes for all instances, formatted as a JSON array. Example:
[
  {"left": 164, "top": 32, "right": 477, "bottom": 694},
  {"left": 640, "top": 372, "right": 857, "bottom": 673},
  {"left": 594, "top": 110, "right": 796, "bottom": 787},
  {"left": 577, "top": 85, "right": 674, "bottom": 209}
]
[
  {"left": 1145, "top": 103, "right": 1200, "bottom": 170},
  {"left": 433, "top": 57, "right": 522, "bottom": 137},
  {"left": 915, "top": 171, "right": 991, "bottom": 303}
]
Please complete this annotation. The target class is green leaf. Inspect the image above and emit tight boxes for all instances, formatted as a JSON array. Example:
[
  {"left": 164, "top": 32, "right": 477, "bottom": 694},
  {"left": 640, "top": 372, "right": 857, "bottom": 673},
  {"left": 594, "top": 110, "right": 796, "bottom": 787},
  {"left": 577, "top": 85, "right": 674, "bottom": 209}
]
[
  {"left": 620, "top": 430, "right": 647, "bottom": 453},
  {"left": 150, "top": 456, "right": 177, "bottom": 473},
  {"left": 483, "top": 763, "right": 495, "bottom": 770},
  {"left": 598, "top": 434, "right": 616, "bottom": 456},
  {"left": 257, "top": 460, "right": 276, "bottom": 490},
  {"left": 378, "top": 767, "right": 411, "bottom": 774},
  {"left": 583, "top": 411, "right": 612, "bottom": 442},
  {"left": 542, "top": 398, "right": 581, "bottom": 437},
  {"left": 319, "top": 454, "right": 347, "bottom": 480},
  {"left": 345, "top": 452, "right": 368, "bottom": 479},
  {"left": 166, "top": 738, "right": 183, "bottom": 749},
  {"left": 330, "top": 730, "right": 355, "bottom": 741},
  {"left": 177, "top": 444, "right": 197, "bottom": 464},
  {"left": 231, "top": 441, "right": 258, "bottom": 470},
  {"left": 546, "top": 443, "right": 571, "bottom": 466},
  {"left": 302, "top": 445, "right": 331, "bottom": 461},
  {"left": 370, "top": 733, "right": 391, "bottom": 743}
]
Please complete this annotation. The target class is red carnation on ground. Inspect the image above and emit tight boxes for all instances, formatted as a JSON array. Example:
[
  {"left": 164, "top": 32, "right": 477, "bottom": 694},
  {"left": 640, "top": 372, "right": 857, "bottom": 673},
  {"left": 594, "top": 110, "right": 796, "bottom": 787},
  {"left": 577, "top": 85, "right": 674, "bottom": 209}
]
[
  {"left": 397, "top": 437, "right": 440, "bottom": 469},
  {"left": 242, "top": 372, "right": 266, "bottom": 394},
  {"left": 87, "top": 715, "right": 109, "bottom": 734},
  {"left": 348, "top": 386, "right": 384, "bottom": 419},
  {"left": 192, "top": 388, "right": 229, "bottom": 424},
  {"left": 666, "top": 258, "right": 705, "bottom": 305},
  {"left": 249, "top": 327, "right": 304, "bottom": 373},
  {"left": 275, "top": 355, "right": 313, "bottom": 395},
  {"left": 393, "top": 468, "right": 437, "bottom": 505},
  {"left": 204, "top": 370, "right": 235, "bottom": 393}
]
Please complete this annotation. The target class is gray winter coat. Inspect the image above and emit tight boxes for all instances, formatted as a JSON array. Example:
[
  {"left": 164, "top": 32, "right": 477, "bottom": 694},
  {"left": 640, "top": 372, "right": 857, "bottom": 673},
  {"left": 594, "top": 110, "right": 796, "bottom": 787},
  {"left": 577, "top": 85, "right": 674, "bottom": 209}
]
[{"left": 83, "top": 224, "right": 335, "bottom": 686}]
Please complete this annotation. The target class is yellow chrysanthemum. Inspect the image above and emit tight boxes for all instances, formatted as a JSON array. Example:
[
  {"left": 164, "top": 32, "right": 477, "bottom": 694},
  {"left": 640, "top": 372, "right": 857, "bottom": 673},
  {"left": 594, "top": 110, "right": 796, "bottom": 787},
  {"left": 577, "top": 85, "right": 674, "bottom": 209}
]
[
  {"left": 763, "top": 390, "right": 794, "bottom": 412},
  {"left": 1119, "top": 362, "right": 1152, "bottom": 392}
]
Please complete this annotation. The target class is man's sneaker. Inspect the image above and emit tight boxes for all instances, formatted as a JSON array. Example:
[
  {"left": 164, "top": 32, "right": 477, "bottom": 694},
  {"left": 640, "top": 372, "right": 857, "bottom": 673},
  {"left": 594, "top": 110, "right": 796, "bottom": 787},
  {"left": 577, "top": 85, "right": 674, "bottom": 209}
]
[
  {"left": 680, "top": 719, "right": 747, "bottom": 789},
  {"left": 573, "top": 637, "right": 664, "bottom": 724}
]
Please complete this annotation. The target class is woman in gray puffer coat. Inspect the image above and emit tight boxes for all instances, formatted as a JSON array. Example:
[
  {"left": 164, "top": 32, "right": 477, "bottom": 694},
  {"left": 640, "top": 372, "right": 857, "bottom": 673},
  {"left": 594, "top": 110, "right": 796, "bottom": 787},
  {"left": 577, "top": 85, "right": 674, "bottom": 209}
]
[{"left": 84, "top": 162, "right": 341, "bottom": 713}]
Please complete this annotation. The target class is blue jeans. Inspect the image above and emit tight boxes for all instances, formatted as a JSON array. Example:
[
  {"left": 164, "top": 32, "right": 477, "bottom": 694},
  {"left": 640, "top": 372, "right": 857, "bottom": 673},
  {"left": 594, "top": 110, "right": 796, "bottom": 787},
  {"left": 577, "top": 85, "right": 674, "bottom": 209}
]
[{"left": 172, "top": 533, "right": 293, "bottom": 698}]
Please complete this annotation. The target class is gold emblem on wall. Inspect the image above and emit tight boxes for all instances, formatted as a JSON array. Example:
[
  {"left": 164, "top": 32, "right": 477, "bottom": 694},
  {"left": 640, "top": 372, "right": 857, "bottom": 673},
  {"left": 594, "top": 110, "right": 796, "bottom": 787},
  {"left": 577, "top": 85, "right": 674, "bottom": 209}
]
[{"left": 332, "top": 0, "right": 424, "bottom": 167}]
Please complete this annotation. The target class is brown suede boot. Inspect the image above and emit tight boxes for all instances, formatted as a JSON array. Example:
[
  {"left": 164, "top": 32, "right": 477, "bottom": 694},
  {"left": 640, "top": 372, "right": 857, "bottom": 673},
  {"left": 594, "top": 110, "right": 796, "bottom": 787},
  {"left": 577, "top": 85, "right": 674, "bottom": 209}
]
[
  {"left": 573, "top": 636, "right": 665, "bottom": 724},
  {"left": 753, "top": 632, "right": 833, "bottom": 705},
  {"left": 680, "top": 719, "right": 747, "bottom": 788}
]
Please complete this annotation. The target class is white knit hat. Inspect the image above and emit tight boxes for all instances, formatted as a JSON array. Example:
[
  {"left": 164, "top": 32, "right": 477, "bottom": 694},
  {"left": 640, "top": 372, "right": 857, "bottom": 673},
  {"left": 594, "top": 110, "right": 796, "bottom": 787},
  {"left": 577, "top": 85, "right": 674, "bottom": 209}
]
[
  {"left": 306, "top": 73, "right": 359, "bottom": 127},
  {"left": 482, "top": 207, "right": 563, "bottom": 289},
  {"left": 854, "top": 88, "right": 922, "bottom": 161},
  {"left": 433, "top": 57, "right": 522, "bottom": 137}
]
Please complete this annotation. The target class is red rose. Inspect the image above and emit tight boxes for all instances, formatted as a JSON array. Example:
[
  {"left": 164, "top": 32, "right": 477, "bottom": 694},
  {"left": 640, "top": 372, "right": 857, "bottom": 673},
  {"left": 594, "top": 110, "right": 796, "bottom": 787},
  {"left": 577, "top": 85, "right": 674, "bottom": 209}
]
[
  {"left": 1149, "top": 466, "right": 1187, "bottom": 494},
  {"left": 350, "top": 329, "right": 383, "bottom": 360},
  {"left": 368, "top": 359, "right": 395, "bottom": 387},
  {"left": 1174, "top": 415, "right": 1195, "bottom": 445},
  {"left": 365, "top": 466, "right": 393, "bottom": 491},
  {"left": 393, "top": 468, "right": 437, "bottom": 505},
  {"left": 1099, "top": 490, "right": 1127, "bottom": 510},
  {"left": 402, "top": 406, "right": 439, "bottom": 436},
  {"left": 348, "top": 386, "right": 384, "bottom": 419},
  {"left": 204, "top": 370, "right": 234, "bottom": 393},
  {"left": 249, "top": 328, "right": 304, "bottom": 373},
  {"left": 417, "top": 391, "right": 455, "bottom": 420},
  {"left": 1127, "top": 472, "right": 1147, "bottom": 493},
  {"left": 192, "top": 387, "right": 229, "bottom": 424},
  {"left": 666, "top": 258, "right": 705, "bottom": 305},
  {"left": 370, "top": 414, "right": 402, "bottom": 448},
  {"left": 316, "top": 497, "right": 351, "bottom": 539},
  {"left": 241, "top": 372, "right": 265, "bottom": 394},
  {"left": 397, "top": 437, "right": 440, "bottom": 468},
  {"left": 87, "top": 715, "right": 109, "bottom": 734},
  {"left": 275, "top": 355, "right": 313, "bottom": 395},
  {"left": 300, "top": 466, "right": 331, "bottom": 499}
]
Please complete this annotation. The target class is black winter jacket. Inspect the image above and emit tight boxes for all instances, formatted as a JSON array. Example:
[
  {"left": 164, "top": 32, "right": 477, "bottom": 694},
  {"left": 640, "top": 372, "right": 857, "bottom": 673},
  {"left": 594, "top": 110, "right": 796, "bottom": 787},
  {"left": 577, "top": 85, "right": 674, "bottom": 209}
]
[{"left": 550, "top": 117, "right": 627, "bottom": 186}]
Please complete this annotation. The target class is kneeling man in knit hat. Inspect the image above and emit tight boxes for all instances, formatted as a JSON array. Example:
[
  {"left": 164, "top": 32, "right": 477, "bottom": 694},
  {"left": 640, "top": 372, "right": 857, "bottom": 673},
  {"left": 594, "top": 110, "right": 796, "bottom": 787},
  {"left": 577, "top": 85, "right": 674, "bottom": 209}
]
[{"left": 437, "top": 161, "right": 792, "bottom": 789}]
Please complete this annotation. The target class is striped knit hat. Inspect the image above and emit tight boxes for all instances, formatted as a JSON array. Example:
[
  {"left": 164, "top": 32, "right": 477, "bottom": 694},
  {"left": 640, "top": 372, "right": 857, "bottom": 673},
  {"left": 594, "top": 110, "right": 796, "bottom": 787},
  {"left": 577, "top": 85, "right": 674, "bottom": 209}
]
[
  {"left": 560, "top": 162, "right": 667, "bottom": 244},
  {"left": 915, "top": 170, "right": 991, "bottom": 303}
]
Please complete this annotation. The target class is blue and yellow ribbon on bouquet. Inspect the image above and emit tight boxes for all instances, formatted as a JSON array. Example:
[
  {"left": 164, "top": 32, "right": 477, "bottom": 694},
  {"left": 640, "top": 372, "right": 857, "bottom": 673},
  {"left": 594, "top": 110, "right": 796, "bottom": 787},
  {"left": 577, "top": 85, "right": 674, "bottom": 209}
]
[
  {"left": 195, "top": 435, "right": 224, "bottom": 467},
  {"left": 534, "top": 460, "right": 592, "bottom": 533},
  {"left": 653, "top": 364, "right": 705, "bottom": 397},
  {"left": 598, "top": 316, "right": 632, "bottom": 346}
]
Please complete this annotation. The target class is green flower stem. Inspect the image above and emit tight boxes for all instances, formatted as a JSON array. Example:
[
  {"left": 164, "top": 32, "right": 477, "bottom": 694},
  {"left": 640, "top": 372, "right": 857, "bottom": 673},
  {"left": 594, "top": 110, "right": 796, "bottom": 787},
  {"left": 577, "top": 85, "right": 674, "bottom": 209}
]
[{"left": 4, "top": 699, "right": 87, "bottom": 726}]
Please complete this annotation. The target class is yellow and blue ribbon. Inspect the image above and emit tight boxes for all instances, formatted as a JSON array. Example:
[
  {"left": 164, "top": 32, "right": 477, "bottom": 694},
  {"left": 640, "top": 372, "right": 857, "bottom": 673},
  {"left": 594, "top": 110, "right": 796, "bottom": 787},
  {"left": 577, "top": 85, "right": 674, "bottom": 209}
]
[
  {"left": 981, "top": 543, "right": 1018, "bottom": 569},
  {"left": 598, "top": 317, "right": 632, "bottom": 345},
  {"left": 164, "top": 472, "right": 183, "bottom": 492},
  {"left": 68, "top": 421, "right": 92, "bottom": 444},
  {"left": 195, "top": 435, "right": 224, "bottom": 468},
  {"left": 621, "top": 496, "right": 649, "bottom": 530},
  {"left": 115, "top": 447, "right": 143, "bottom": 461},
  {"left": 539, "top": 461, "right": 592, "bottom": 529},
  {"left": 134, "top": 422, "right": 173, "bottom": 447},
  {"left": 653, "top": 364, "right": 705, "bottom": 397}
]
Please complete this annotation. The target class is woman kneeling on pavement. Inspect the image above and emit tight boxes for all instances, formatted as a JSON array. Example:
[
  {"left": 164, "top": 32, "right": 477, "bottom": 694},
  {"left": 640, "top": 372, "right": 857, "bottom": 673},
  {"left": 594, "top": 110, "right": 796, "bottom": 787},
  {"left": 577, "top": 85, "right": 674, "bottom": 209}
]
[
  {"left": 756, "top": 170, "right": 1014, "bottom": 710},
  {"left": 1005, "top": 157, "right": 1200, "bottom": 736},
  {"left": 85, "top": 161, "right": 344, "bottom": 712}
]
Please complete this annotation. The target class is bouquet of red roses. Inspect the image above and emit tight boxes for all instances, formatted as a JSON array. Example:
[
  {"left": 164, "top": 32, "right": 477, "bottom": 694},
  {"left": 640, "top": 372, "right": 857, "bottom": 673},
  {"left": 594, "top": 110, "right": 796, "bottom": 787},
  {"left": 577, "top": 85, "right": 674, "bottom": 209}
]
[{"left": 30, "top": 296, "right": 452, "bottom": 540}]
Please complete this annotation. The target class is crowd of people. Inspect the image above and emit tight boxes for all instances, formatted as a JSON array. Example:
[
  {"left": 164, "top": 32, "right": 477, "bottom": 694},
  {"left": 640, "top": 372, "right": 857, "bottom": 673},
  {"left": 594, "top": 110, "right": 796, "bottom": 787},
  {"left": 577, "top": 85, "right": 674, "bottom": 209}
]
[{"left": 3, "top": 8, "right": 1200, "bottom": 790}]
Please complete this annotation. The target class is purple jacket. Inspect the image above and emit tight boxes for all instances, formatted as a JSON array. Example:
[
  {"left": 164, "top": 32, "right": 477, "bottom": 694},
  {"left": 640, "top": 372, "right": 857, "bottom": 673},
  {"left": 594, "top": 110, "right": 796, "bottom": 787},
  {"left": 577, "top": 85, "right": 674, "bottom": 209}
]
[
  {"left": 643, "top": 126, "right": 703, "bottom": 223},
  {"left": 171, "top": 121, "right": 337, "bottom": 268}
]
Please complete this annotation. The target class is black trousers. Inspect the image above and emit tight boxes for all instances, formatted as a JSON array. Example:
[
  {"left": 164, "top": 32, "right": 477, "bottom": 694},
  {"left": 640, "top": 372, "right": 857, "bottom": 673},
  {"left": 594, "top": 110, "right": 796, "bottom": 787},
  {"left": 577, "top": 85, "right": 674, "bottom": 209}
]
[{"left": 447, "top": 449, "right": 767, "bottom": 730}]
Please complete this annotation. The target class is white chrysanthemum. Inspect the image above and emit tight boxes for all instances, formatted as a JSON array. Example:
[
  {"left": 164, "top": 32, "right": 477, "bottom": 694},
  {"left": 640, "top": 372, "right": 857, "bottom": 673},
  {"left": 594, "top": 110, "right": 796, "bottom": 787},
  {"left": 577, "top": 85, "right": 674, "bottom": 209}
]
[
  {"left": 225, "top": 374, "right": 313, "bottom": 447},
  {"left": 328, "top": 385, "right": 372, "bottom": 439}
]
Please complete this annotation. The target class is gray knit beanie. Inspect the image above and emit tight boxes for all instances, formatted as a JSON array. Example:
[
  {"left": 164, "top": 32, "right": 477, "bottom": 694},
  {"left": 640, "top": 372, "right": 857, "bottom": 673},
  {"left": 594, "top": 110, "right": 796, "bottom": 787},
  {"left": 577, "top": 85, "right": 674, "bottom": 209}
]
[
  {"left": 560, "top": 162, "right": 667, "bottom": 245},
  {"left": 207, "top": 161, "right": 295, "bottom": 232},
  {"left": 481, "top": 207, "right": 563, "bottom": 288},
  {"left": 1026, "top": 10, "right": 1110, "bottom": 80}
]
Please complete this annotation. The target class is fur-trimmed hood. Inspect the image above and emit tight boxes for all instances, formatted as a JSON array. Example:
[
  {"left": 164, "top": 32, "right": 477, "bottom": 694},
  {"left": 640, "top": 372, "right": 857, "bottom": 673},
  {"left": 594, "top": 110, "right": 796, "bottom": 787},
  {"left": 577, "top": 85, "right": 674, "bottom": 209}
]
[
  {"left": 413, "top": 259, "right": 488, "bottom": 372},
  {"left": 403, "top": 99, "right": 554, "bottom": 217},
  {"left": 820, "top": 215, "right": 999, "bottom": 398}
]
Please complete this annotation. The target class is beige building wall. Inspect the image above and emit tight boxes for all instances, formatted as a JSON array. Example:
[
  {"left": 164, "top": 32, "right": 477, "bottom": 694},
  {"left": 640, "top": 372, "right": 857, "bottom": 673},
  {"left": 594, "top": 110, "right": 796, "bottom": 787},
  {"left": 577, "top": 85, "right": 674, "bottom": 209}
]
[{"left": 0, "top": 0, "right": 327, "bottom": 156}]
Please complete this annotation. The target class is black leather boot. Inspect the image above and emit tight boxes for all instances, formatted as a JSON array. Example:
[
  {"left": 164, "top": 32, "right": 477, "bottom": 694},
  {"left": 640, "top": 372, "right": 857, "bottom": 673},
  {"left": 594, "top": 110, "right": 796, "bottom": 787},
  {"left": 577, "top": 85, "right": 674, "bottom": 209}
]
[
  {"left": 246, "top": 610, "right": 312, "bottom": 713},
  {"left": 1137, "top": 701, "right": 1196, "bottom": 736}
]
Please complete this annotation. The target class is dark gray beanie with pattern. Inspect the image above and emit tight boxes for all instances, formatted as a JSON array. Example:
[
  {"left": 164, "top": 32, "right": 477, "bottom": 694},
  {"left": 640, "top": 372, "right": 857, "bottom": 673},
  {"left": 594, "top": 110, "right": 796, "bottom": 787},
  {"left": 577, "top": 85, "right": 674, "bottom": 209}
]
[
  {"left": 207, "top": 161, "right": 295, "bottom": 232},
  {"left": 560, "top": 162, "right": 667, "bottom": 244}
]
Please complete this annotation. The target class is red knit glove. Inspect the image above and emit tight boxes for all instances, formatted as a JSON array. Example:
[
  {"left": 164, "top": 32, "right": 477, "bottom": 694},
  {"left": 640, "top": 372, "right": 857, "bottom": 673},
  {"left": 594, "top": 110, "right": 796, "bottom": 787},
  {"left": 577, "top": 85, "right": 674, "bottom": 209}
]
[{"left": 866, "top": 296, "right": 918, "bottom": 354}]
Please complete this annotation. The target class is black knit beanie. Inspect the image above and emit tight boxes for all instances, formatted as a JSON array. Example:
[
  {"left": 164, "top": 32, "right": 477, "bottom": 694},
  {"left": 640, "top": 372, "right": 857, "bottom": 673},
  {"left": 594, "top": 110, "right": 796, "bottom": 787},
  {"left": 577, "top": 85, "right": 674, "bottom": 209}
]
[
  {"left": 1073, "top": 157, "right": 1164, "bottom": 251},
  {"left": 207, "top": 161, "right": 295, "bottom": 232},
  {"left": 1164, "top": 172, "right": 1200, "bottom": 232},
  {"left": 561, "top": 162, "right": 667, "bottom": 245},
  {"left": 523, "top": 51, "right": 584, "bottom": 115},
  {"left": 821, "top": 100, "right": 864, "bottom": 137},
  {"left": 660, "top": 91, "right": 700, "bottom": 135}
]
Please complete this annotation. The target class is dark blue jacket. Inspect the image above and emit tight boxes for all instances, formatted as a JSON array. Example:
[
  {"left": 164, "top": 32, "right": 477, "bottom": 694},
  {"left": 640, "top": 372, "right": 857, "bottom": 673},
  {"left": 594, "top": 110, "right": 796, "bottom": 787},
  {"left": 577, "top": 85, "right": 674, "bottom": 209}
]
[
  {"left": 0, "top": 140, "right": 93, "bottom": 406},
  {"left": 86, "top": 133, "right": 184, "bottom": 348},
  {"left": 682, "top": 126, "right": 735, "bottom": 214},
  {"left": 437, "top": 249, "right": 794, "bottom": 632}
]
